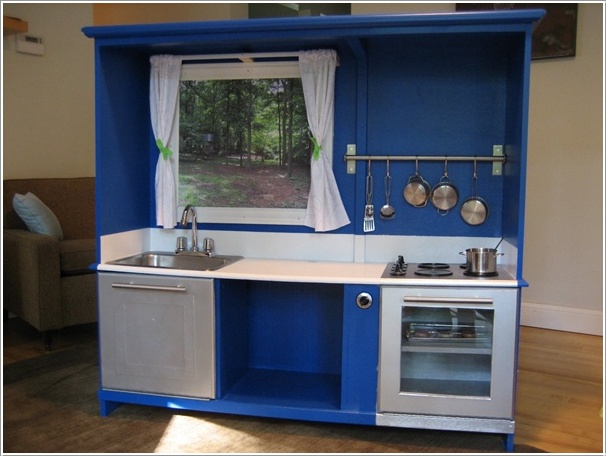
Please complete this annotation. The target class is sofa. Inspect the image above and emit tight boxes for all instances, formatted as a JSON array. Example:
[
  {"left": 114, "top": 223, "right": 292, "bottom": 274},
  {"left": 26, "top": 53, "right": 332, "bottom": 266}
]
[{"left": 3, "top": 177, "right": 97, "bottom": 349}]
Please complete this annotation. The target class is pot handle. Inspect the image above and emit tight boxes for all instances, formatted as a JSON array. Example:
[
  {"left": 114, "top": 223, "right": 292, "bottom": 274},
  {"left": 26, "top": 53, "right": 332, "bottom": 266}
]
[{"left": 459, "top": 251, "right": 466, "bottom": 256}]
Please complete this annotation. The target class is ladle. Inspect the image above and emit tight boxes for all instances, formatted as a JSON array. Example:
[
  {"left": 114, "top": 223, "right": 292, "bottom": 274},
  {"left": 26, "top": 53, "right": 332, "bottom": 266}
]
[{"left": 380, "top": 158, "right": 395, "bottom": 219}]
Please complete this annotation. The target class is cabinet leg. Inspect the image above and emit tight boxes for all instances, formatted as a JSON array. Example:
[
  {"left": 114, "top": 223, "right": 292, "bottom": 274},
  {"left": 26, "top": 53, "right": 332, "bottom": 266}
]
[
  {"left": 502, "top": 433, "right": 514, "bottom": 452},
  {"left": 100, "top": 399, "right": 122, "bottom": 417},
  {"left": 43, "top": 331, "right": 53, "bottom": 351}
]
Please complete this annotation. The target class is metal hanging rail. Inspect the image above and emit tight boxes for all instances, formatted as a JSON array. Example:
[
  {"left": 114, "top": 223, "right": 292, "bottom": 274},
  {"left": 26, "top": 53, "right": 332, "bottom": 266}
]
[{"left": 343, "top": 155, "right": 506, "bottom": 163}]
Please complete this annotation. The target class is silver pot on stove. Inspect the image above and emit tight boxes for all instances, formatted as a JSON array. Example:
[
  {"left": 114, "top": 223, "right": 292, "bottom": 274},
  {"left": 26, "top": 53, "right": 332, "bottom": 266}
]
[{"left": 459, "top": 247, "right": 503, "bottom": 276}]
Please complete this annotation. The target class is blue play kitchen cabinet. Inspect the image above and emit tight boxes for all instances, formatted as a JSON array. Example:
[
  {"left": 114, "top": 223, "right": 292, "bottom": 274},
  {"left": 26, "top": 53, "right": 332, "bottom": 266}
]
[{"left": 84, "top": 10, "right": 544, "bottom": 451}]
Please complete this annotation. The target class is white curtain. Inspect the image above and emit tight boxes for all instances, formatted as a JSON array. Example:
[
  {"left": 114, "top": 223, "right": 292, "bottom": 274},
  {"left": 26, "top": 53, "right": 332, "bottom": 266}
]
[
  {"left": 150, "top": 55, "right": 182, "bottom": 228},
  {"left": 299, "top": 50, "right": 350, "bottom": 232}
]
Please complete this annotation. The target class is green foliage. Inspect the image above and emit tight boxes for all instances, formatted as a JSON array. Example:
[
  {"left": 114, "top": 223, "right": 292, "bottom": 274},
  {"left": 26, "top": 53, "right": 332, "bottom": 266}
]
[
  {"left": 179, "top": 76, "right": 311, "bottom": 209},
  {"left": 180, "top": 78, "right": 310, "bottom": 165}
]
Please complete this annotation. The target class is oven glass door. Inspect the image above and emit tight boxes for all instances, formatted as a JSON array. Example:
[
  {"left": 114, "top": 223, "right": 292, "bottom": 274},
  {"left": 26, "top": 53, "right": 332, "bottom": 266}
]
[
  {"left": 379, "top": 287, "right": 519, "bottom": 419},
  {"left": 401, "top": 305, "right": 493, "bottom": 396}
]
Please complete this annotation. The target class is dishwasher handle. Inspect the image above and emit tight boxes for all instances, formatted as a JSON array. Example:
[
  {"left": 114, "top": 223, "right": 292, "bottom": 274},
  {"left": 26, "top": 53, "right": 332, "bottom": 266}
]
[
  {"left": 112, "top": 283, "right": 187, "bottom": 293},
  {"left": 403, "top": 296, "right": 493, "bottom": 305}
]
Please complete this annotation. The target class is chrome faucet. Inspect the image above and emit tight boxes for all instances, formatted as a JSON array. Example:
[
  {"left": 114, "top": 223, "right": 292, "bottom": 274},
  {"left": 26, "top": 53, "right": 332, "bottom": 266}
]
[{"left": 179, "top": 205, "right": 199, "bottom": 252}]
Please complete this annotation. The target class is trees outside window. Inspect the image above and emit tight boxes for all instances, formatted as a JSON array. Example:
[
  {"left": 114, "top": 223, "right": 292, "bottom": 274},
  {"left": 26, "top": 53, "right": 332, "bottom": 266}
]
[{"left": 178, "top": 77, "right": 311, "bottom": 211}]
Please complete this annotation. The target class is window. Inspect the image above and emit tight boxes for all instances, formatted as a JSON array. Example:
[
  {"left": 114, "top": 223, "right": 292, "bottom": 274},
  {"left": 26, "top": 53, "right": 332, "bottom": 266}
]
[{"left": 176, "top": 57, "right": 312, "bottom": 225}]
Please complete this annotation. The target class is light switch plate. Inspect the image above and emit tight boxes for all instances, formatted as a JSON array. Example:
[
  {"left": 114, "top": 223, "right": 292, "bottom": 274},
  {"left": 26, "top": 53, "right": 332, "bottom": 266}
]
[{"left": 16, "top": 34, "right": 45, "bottom": 56}]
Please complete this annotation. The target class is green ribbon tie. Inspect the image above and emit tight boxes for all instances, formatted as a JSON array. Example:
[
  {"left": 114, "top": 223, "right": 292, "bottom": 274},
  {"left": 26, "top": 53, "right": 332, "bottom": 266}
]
[
  {"left": 311, "top": 136, "right": 321, "bottom": 161},
  {"left": 156, "top": 139, "right": 173, "bottom": 160}
]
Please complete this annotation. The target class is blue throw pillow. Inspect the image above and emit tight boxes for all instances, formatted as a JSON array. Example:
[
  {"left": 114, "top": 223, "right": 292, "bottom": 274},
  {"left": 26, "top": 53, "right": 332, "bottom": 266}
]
[{"left": 13, "top": 192, "right": 64, "bottom": 240}]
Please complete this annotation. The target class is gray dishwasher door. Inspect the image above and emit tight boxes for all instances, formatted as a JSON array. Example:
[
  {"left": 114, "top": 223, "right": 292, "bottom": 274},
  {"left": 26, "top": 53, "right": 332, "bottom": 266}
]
[{"left": 98, "top": 272, "right": 215, "bottom": 399}]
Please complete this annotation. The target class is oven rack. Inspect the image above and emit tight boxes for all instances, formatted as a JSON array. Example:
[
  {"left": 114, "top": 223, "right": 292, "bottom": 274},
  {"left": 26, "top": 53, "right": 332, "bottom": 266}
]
[{"left": 401, "top": 319, "right": 494, "bottom": 354}]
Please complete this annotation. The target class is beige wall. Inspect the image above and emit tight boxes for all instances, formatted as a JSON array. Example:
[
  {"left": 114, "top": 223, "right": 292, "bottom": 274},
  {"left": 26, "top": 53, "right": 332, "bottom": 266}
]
[
  {"left": 2, "top": 3, "right": 603, "bottom": 333},
  {"left": 3, "top": 3, "right": 95, "bottom": 178},
  {"left": 1, "top": 3, "right": 248, "bottom": 179},
  {"left": 92, "top": 3, "right": 248, "bottom": 25},
  {"left": 525, "top": 4, "right": 603, "bottom": 315}
]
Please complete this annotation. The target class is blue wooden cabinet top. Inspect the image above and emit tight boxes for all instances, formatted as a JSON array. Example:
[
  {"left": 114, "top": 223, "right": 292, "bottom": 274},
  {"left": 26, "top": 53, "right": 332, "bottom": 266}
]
[{"left": 83, "top": 10, "right": 545, "bottom": 42}]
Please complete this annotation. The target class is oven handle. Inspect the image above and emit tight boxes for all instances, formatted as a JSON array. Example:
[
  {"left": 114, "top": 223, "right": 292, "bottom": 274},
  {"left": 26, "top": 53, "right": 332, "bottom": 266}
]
[{"left": 403, "top": 296, "right": 493, "bottom": 305}]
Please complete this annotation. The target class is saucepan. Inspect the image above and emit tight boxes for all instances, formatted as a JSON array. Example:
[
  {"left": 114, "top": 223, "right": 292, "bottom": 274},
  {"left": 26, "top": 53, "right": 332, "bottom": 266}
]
[{"left": 459, "top": 247, "right": 504, "bottom": 276}]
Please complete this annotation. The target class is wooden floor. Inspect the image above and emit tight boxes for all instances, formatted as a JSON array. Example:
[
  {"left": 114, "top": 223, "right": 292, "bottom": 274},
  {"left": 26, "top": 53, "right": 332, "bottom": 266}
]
[{"left": 2, "top": 318, "right": 604, "bottom": 453}]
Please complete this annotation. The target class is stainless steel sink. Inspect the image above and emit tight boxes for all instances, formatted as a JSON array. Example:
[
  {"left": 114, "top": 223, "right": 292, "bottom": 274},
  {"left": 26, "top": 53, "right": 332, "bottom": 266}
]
[{"left": 108, "top": 251, "right": 243, "bottom": 271}]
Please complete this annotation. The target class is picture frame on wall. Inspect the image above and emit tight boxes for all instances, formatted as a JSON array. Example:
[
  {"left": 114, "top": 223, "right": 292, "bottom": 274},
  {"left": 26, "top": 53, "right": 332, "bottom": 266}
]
[{"left": 456, "top": 3, "right": 578, "bottom": 60}]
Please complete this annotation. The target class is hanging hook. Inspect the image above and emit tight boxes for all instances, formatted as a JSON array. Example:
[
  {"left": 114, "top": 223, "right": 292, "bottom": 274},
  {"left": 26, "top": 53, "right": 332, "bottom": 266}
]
[{"left": 471, "top": 157, "right": 478, "bottom": 197}]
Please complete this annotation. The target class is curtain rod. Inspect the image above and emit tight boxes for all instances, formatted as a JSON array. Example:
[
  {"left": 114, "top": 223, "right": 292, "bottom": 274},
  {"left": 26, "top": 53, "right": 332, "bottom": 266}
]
[
  {"left": 180, "top": 51, "right": 339, "bottom": 66},
  {"left": 181, "top": 52, "right": 302, "bottom": 62}
]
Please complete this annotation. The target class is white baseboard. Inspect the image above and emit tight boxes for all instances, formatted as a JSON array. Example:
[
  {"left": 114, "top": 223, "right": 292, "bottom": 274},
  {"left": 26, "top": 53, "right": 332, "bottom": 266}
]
[{"left": 521, "top": 301, "right": 603, "bottom": 336}]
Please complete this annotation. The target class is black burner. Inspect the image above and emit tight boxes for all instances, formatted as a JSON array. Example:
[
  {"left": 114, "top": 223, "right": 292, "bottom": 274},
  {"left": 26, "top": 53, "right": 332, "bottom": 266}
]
[
  {"left": 415, "top": 262, "right": 452, "bottom": 276},
  {"left": 418, "top": 263, "right": 450, "bottom": 269},
  {"left": 414, "top": 269, "right": 453, "bottom": 277},
  {"left": 383, "top": 256, "right": 499, "bottom": 279}
]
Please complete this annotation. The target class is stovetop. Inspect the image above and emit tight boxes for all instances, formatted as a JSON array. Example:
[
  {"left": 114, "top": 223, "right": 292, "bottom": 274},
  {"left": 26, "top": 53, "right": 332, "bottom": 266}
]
[{"left": 381, "top": 256, "right": 501, "bottom": 280}]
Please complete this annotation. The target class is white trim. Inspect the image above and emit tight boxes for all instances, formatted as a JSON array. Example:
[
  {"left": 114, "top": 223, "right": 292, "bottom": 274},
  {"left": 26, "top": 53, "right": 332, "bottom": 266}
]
[
  {"left": 177, "top": 56, "right": 310, "bottom": 226},
  {"left": 100, "top": 228, "right": 151, "bottom": 264},
  {"left": 181, "top": 61, "right": 301, "bottom": 80},
  {"left": 181, "top": 206, "right": 307, "bottom": 226},
  {"left": 521, "top": 301, "right": 604, "bottom": 336}
]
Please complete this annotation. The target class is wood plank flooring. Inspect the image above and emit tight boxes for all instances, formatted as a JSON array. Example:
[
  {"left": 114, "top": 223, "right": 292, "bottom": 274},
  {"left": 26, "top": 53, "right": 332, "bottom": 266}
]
[
  {"left": 515, "top": 326, "right": 603, "bottom": 453},
  {"left": 2, "top": 318, "right": 603, "bottom": 453}
]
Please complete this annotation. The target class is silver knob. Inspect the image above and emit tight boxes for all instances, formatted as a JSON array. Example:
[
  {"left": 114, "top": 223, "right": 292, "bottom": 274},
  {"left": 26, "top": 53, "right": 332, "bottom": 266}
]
[{"left": 356, "top": 292, "right": 373, "bottom": 309}]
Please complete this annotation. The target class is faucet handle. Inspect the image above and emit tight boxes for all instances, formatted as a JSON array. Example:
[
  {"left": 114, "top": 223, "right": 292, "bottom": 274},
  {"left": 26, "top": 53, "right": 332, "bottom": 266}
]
[
  {"left": 202, "top": 238, "right": 214, "bottom": 256},
  {"left": 175, "top": 236, "right": 187, "bottom": 253}
]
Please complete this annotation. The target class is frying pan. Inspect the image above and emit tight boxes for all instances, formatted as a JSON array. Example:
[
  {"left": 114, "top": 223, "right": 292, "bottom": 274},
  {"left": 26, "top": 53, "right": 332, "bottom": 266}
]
[
  {"left": 460, "top": 159, "right": 489, "bottom": 225},
  {"left": 403, "top": 158, "right": 431, "bottom": 207},
  {"left": 431, "top": 159, "right": 458, "bottom": 215}
]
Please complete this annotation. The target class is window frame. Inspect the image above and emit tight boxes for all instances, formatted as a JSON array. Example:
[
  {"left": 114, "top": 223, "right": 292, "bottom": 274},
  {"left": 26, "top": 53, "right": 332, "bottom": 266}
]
[{"left": 173, "top": 57, "right": 313, "bottom": 226}]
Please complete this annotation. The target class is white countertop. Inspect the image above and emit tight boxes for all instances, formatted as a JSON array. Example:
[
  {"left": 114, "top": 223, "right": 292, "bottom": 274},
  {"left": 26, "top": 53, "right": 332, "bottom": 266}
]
[{"left": 97, "top": 257, "right": 520, "bottom": 287}]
